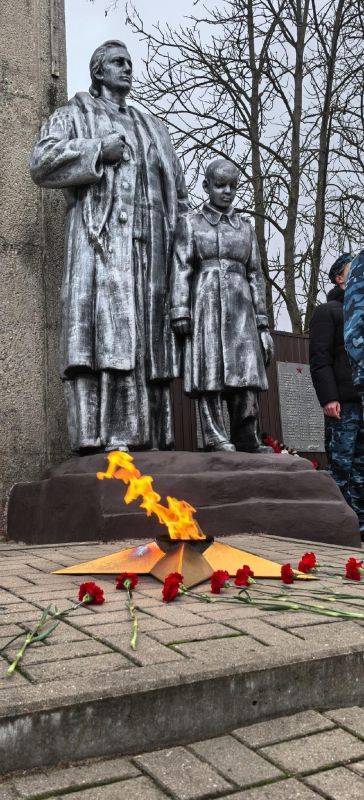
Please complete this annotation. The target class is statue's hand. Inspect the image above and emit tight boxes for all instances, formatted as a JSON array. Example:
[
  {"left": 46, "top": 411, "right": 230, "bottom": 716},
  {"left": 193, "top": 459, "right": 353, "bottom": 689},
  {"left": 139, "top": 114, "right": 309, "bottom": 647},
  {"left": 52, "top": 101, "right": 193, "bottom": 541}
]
[
  {"left": 101, "top": 133, "right": 126, "bottom": 163},
  {"left": 171, "top": 318, "right": 191, "bottom": 336},
  {"left": 260, "top": 330, "right": 274, "bottom": 366}
]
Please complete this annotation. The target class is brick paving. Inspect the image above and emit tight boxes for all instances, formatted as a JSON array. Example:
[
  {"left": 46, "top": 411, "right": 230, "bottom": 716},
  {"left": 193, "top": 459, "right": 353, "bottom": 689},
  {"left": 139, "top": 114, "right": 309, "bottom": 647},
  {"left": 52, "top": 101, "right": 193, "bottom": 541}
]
[
  {"left": 0, "top": 533, "right": 363, "bottom": 780},
  {"left": 0, "top": 706, "right": 363, "bottom": 798},
  {"left": 0, "top": 533, "right": 363, "bottom": 696}
]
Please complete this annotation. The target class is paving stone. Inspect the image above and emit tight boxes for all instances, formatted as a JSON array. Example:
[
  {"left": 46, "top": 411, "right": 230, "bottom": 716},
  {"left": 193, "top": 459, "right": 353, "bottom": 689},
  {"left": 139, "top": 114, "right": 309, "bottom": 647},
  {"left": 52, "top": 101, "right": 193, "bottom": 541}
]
[
  {"left": 106, "top": 634, "right": 186, "bottom": 666},
  {"left": 233, "top": 710, "right": 335, "bottom": 748},
  {"left": 294, "top": 621, "right": 364, "bottom": 646},
  {"left": 0, "top": 663, "right": 31, "bottom": 688},
  {"left": 12, "top": 756, "right": 139, "bottom": 796},
  {"left": 305, "top": 766, "right": 364, "bottom": 799},
  {"left": 142, "top": 606, "right": 208, "bottom": 627},
  {"left": 86, "top": 617, "right": 172, "bottom": 636},
  {"left": 226, "top": 619, "right": 302, "bottom": 645},
  {"left": 216, "top": 779, "right": 323, "bottom": 798},
  {"left": 195, "top": 606, "right": 268, "bottom": 622},
  {"left": 18, "top": 639, "right": 111, "bottom": 666},
  {"left": 260, "top": 729, "right": 364, "bottom": 773},
  {"left": 0, "top": 578, "right": 37, "bottom": 588},
  {"left": 70, "top": 610, "right": 149, "bottom": 627},
  {"left": 150, "top": 622, "right": 233, "bottom": 644},
  {"left": 27, "top": 651, "right": 133, "bottom": 682},
  {"left": 15, "top": 587, "right": 80, "bottom": 598},
  {"left": 325, "top": 706, "right": 364, "bottom": 737},
  {"left": 58, "top": 776, "right": 169, "bottom": 799},
  {"left": 43, "top": 627, "right": 92, "bottom": 644},
  {"left": 259, "top": 612, "right": 336, "bottom": 629},
  {"left": 174, "top": 634, "right": 267, "bottom": 663},
  {"left": 134, "top": 746, "right": 233, "bottom": 799},
  {"left": 349, "top": 760, "right": 364, "bottom": 776},
  {"left": 0, "top": 625, "right": 24, "bottom": 638},
  {"left": 190, "top": 735, "right": 282, "bottom": 787},
  {"left": 0, "top": 602, "right": 38, "bottom": 615}
]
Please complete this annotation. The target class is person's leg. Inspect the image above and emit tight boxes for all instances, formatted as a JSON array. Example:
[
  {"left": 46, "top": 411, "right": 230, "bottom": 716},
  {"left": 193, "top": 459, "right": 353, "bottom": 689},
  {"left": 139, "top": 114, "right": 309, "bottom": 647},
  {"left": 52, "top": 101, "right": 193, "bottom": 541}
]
[
  {"left": 63, "top": 373, "right": 101, "bottom": 452},
  {"left": 227, "top": 389, "right": 262, "bottom": 452},
  {"left": 198, "top": 393, "right": 235, "bottom": 451},
  {"left": 325, "top": 403, "right": 358, "bottom": 505},
  {"left": 348, "top": 405, "right": 364, "bottom": 535}
]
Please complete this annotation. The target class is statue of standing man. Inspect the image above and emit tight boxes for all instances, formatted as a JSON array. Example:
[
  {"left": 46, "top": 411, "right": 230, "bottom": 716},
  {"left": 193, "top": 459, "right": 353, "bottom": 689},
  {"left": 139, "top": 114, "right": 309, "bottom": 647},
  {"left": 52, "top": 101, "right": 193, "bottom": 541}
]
[{"left": 30, "top": 40, "right": 188, "bottom": 453}]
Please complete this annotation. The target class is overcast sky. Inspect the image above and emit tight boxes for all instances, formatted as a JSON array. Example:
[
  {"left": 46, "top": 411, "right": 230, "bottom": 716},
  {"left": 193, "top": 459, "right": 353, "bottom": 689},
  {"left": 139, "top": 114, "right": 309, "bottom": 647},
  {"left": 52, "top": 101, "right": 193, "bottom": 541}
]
[
  {"left": 65, "top": 0, "right": 197, "bottom": 97},
  {"left": 64, "top": 1, "right": 294, "bottom": 330}
]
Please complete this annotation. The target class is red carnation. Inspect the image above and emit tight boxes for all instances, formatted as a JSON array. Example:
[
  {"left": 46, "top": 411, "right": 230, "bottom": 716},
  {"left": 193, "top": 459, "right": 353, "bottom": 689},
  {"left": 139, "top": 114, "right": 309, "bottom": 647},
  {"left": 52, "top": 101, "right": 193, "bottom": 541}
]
[
  {"left": 78, "top": 581, "right": 105, "bottom": 605},
  {"left": 115, "top": 572, "right": 139, "bottom": 591},
  {"left": 162, "top": 572, "right": 184, "bottom": 602},
  {"left": 298, "top": 552, "right": 317, "bottom": 574},
  {"left": 345, "top": 557, "right": 363, "bottom": 581},
  {"left": 281, "top": 564, "right": 295, "bottom": 584},
  {"left": 235, "top": 566, "right": 255, "bottom": 587},
  {"left": 263, "top": 434, "right": 282, "bottom": 454},
  {"left": 210, "top": 570, "right": 230, "bottom": 594},
  {"left": 310, "top": 459, "right": 319, "bottom": 470}
]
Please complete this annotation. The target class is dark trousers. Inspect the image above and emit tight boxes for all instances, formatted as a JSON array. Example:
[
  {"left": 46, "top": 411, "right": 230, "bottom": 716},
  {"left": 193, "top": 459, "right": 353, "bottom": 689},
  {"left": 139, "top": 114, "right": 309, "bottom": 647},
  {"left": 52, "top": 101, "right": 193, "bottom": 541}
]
[
  {"left": 325, "top": 402, "right": 364, "bottom": 533},
  {"left": 198, "top": 389, "right": 261, "bottom": 451}
]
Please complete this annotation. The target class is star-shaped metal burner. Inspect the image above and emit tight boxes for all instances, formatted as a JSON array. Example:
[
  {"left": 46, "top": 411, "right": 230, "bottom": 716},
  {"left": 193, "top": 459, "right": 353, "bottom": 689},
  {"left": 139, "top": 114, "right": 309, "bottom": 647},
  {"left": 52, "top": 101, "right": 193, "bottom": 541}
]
[
  {"left": 54, "top": 452, "right": 313, "bottom": 587},
  {"left": 54, "top": 536, "right": 312, "bottom": 587}
]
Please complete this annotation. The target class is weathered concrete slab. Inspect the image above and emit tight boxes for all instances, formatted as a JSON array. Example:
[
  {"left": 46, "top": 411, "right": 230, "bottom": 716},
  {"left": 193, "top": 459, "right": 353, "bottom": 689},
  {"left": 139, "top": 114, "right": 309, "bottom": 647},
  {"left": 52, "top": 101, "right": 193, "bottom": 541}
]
[
  {"left": 1, "top": 706, "right": 364, "bottom": 797},
  {"left": 7, "top": 452, "right": 360, "bottom": 546}
]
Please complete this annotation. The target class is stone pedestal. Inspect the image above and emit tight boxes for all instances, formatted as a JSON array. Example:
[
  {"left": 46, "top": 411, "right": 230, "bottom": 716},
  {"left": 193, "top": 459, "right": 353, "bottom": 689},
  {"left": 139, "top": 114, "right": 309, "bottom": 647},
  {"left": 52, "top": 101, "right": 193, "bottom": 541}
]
[
  {"left": 0, "top": 1, "right": 69, "bottom": 532},
  {"left": 7, "top": 451, "right": 360, "bottom": 547}
]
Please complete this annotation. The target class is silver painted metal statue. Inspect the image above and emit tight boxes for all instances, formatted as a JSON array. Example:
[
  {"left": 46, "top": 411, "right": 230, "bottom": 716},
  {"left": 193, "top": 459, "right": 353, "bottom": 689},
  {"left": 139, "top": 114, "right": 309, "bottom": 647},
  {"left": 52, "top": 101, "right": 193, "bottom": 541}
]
[
  {"left": 29, "top": 40, "right": 188, "bottom": 453},
  {"left": 170, "top": 159, "right": 273, "bottom": 452}
]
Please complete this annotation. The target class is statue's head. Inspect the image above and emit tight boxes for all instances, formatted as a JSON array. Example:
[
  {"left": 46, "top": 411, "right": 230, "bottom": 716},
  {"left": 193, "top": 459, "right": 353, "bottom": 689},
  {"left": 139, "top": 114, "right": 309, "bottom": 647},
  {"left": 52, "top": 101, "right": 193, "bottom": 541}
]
[
  {"left": 89, "top": 40, "right": 132, "bottom": 98},
  {"left": 203, "top": 158, "right": 239, "bottom": 210}
]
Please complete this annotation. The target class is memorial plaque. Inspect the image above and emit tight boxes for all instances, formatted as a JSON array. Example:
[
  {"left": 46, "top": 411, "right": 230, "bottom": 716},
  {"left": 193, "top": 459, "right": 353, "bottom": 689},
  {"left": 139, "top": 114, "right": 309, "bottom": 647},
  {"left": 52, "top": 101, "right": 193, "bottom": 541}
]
[{"left": 277, "top": 362, "right": 325, "bottom": 451}]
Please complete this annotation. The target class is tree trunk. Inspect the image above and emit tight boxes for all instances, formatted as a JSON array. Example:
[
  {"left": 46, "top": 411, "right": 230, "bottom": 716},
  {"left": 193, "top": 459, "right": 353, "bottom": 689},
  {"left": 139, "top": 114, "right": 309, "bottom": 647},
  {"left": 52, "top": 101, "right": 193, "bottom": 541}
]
[
  {"left": 282, "top": 0, "right": 310, "bottom": 333},
  {"left": 304, "top": 0, "right": 346, "bottom": 330},
  {"left": 246, "top": 0, "right": 274, "bottom": 329}
]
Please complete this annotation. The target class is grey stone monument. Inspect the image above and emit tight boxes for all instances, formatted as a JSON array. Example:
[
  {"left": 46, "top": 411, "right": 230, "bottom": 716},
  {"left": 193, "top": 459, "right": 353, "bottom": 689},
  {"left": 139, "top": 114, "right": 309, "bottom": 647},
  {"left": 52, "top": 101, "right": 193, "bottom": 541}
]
[
  {"left": 29, "top": 39, "right": 189, "bottom": 454},
  {"left": 4, "top": 13, "right": 360, "bottom": 550},
  {"left": 0, "top": 0, "right": 68, "bottom": 532}
]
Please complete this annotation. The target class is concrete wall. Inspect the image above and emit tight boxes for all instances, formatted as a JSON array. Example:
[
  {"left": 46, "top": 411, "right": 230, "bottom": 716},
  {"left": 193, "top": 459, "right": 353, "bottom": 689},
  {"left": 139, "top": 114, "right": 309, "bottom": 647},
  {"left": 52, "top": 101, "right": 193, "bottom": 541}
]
[{"left": 0, "top": 1, "right": 69, "bottom": 531}]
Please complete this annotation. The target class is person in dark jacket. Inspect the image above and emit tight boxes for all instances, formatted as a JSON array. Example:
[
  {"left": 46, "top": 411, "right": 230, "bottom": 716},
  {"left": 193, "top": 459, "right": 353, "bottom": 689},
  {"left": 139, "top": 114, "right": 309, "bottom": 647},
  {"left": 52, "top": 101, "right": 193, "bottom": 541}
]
[
  {"left": 309, "top": 253, "right": 364, "bottom": 536},
  {"left": 344, "top": 249, "right": 364, "bottom": 402}
]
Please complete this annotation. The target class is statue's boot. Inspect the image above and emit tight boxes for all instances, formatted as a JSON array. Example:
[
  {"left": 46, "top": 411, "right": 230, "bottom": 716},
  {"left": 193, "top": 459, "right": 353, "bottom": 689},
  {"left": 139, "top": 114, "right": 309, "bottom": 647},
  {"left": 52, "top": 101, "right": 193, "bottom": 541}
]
[
  {"left": 233, "top": 418, "right": 270, "bottom": 454},
  {"left": 211, "top": 441, "right": 236, "bottom": 452}
]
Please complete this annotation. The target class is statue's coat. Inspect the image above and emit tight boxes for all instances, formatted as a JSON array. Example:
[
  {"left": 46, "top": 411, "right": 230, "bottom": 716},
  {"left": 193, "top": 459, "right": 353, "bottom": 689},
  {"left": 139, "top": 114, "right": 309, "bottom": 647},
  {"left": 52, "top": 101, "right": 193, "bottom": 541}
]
[
  {"left": 171, "top": 205, "right": 269, "bottom": 394},
  {"left": 29, "top": 92, "right": 188, "bottom": 381}
]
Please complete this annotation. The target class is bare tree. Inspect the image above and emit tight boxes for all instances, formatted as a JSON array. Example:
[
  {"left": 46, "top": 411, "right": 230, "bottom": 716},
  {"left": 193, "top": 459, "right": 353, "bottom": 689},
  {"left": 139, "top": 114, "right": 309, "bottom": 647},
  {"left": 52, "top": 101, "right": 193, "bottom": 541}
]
[{"left": 94, "top": 0, "right": 364, "bottom": 330}]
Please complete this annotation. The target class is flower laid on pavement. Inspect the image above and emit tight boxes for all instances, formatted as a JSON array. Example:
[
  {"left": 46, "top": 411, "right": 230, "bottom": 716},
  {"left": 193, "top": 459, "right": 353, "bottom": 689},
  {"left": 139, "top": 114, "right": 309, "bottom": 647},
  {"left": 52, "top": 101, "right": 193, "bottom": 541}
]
[
  {"left": 78, "top": 581, "right": 105, "bottom": 605},
  {"left": 281, "top": 563, "right": 295, "bottom": 584},
  {"left": 158, "top": 565, "right": 364, "bottom": 622},
  {"left": 162, "top": 572, "right": 184, "bottom": 602},
  {"left": 298, "top": 552, "right": 317, "bottom": 574},
  {"left": 210, "top": 570, "right": 230, "bottom": 594},
  {"left": 345, "top": 557, "right": 363, "bottom": 581},
  {"left": 4, "top": 581, "right": 105, "bottom": 676},
  {"left": 115, "top": 572, "right": 139, "bottom": 650},
  {"left": 115, "top": 572, "right": 139, "bottom": 591},
  {"left": 235, "top": 566, "right": 255, "bottom": 587}
]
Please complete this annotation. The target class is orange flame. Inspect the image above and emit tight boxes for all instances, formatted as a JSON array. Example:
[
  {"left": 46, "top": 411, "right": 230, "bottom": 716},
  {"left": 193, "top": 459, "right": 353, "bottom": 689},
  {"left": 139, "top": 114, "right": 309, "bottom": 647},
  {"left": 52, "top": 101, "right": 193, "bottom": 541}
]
[{"left": 97, "top": 452, "right": 205, "bottom": 540}]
